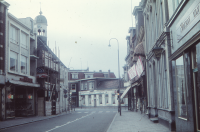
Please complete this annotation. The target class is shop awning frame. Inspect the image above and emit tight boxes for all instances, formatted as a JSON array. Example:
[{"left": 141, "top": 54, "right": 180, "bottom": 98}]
[{"left": 120, "top": 82, "right": 138, "bottom": 99}]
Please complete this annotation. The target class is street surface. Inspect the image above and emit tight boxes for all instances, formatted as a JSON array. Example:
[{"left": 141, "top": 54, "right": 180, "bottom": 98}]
[{"left": 1, "top": 107, "right": 120, "bottom": 132}]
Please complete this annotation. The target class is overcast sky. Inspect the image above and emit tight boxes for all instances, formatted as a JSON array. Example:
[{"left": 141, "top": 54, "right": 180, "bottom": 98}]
[{"left": 5, "top": 0, "right": 140, "bottom": 78}]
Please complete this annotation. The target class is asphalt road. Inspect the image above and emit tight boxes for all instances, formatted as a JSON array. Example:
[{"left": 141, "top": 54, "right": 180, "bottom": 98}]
[{"left": 2, "top": 108, "right": 118, "bottom": 132}]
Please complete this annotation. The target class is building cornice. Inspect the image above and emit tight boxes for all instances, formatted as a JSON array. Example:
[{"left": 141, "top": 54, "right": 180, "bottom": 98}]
[
  {"left": 166, "top": 0, "right": 188, "bottom": 27},
  {"left": 8, "top": 13, "right": 31, "bottom": 31}
]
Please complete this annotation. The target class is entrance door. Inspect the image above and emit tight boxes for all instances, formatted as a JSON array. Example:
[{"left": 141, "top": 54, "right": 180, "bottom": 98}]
[
  {"left": 94, "top": 99, "right": 96, "bottom": 107},
  {"left": 192, "top": 45, "right": 200, "bottom": 132},
  {"left": 38, "top": 97, "right": 44, "bottom": 116}
]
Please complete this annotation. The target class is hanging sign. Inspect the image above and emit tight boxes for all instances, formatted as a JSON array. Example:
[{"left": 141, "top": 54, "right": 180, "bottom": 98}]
[
  {"left": 135, "top": 56, "right": 144, "bottom": 77},
  {"left": 7, "top": 94, "right": 13, "bottom": 99},
  {"left": 128, "top": 64, "right": 137, "bottom": 80}
]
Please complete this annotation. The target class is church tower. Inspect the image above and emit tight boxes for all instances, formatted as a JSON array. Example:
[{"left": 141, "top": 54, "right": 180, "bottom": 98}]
[{"left": 34, "top": 8, "right": 47, "bottom": 44}]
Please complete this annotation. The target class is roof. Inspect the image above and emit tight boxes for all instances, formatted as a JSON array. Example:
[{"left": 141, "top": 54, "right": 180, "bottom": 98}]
[
  {"left": 35, "top": 11, "right": 47, "bottom": 24},
  {"left": 134, "top": 42, "right": 144, "bottom": 56},
  {"left": 133, "top": 42, "right": 145, "bottom": 62}
]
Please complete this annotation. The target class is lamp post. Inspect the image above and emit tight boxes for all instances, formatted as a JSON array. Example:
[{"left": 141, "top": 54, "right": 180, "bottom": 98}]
[{"left": 108, "top": 38, "right": 121, "bottom": 116}]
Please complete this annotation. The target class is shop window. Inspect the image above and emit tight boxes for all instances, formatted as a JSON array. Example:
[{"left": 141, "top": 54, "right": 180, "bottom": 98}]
[
  {"left": 105, "top": 94, "right": 108, "bottom": 104},
  {"left": 6, "top": 86, "right": 15, "bottom": 119},
  {"left": 88, "top": 95, "right": 91, "bottom": 104},
  {"left": 21, "top": 32, "right": 27, "bottom": 48},
  {"left": 10, "top": 51, "right": 18, "bottom": 72},
  {"left": 175, "top": 55, "right": 187, "bottom": 119},
  {"left": 112, "top": 94, "right": 115, "bottom": 104},
  {"left": 99, "top": 95, "right": 102, "bottom": 104},
  {"left": 21, "top": 55, "right": 27, "bottom": 74}
]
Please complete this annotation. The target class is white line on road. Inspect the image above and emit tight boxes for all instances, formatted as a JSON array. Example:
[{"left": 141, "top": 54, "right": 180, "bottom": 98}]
[{"left": 45, "top": 113, "right": 94, "bottom": 132}]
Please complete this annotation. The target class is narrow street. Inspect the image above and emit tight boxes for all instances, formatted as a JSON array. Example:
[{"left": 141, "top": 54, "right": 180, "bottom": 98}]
[{"left": 1, "top": 108, "right": 119, "bottom": 132}]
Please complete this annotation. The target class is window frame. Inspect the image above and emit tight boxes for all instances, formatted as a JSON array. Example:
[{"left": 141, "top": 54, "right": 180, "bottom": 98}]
[
  {"left": 10, "top": 51, "right": 18, "bottom": 72},
  {"left": 175, "top": 54, "right": 188, "bottom": 120},
  {"left": 21, "top": 55, "right": 27, "bottom": 74}
]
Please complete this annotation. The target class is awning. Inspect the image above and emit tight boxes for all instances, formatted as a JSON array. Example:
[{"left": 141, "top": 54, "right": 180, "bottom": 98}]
[
  {"left": 120, "top": 86, "right": 131, "bottom": 99},
  {"left": 9, "top": 80, "right": 40, "bottom": 87},
  {"left": 120, "top": 82, "right": 138, "bottom": 99}
]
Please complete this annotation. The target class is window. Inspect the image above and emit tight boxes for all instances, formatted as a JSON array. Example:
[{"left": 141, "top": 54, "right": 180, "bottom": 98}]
[
  {"left": 99, "top": 95, "right": 102, "bottom": 104},
  {"left": 89, "top": 82, "right": 94, "bottom": 90},
  {"left": 84, "top": 73, "right": 93, "bottom": 78},
  {"left": 21, "top": 55, "right": 27, "bottom": 74},
  {"left": 21, "top": 32, "right": 27, "bottom": 48},
  {"left": 71, "top": 84, "right": 76, "bottom": 91},
  {"left": 84, "top": 83, "right": 87, "bottom": 90},
  {"left": 10, "top": 51, "right": 18, "bottom": 72},
  {"left": 104, "top": 74, "right": 108, "bottom": 78},
  {"left": 175, "top": 55, "right": 187, "bottom": 118},
  {"left": 112, "top": 94, "right": 115, "bottom": 104},
  {"left": 72, "top": 73, "right": 78, "bottom": 79},
  {"left": 10, "top": 26, "right": 18, "bottom": 44},
  {"left": 81, "top": 83, "right": 84, "bottom": 90},
  {"left": 105, "top": 94, "right": 108, "bottom": 104},
  {"left": 88, "top": 95, "right": 91, "bottom": 104}
]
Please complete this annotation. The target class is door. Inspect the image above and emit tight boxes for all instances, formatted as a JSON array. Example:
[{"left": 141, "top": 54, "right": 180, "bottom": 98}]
[
  {"left": 94, "top": 99, "right": 96, "bottom": 107},
  {"left": 192, "top": 45, "right": 200, "bottom": 132},
  {"left": 38, "top": 97, "right": 44, "bottom": 116}
]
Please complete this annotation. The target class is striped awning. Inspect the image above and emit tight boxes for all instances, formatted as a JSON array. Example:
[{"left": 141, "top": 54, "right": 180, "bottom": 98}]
[{"left": 120, "top": 82, "right": 138, "bottom": 99}]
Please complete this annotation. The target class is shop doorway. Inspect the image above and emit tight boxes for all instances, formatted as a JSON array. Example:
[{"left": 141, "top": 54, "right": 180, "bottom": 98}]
[
  {"left": 15, "top": 87, "right": 34, "bottom": 117},
  {"left": 192, "top": 45, "right": 200, "bottom": 131}
]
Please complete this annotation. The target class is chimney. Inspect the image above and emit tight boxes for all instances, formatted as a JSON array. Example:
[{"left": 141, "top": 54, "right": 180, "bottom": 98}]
[
  {"left": 99, "top": 70, "right": 102, "bottom": 72},
  {"left": 108, "top": 70, "right": 110, "bottom": 78}
]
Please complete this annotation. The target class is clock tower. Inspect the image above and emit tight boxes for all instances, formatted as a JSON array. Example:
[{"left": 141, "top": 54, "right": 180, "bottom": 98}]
[{"left": 34, "top": 9, "right": 48, "bottom": 44}]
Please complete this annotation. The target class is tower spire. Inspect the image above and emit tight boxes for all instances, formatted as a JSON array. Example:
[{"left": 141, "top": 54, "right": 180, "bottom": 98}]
[{"left": 39, "top": 2, "right": 42, "bottom": 15}]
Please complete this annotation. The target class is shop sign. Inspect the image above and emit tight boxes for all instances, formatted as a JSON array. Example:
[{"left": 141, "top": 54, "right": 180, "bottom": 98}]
[
  {"left": 176, "top": 1, "right": 200, "bottom": 42},
  {"left": 128, "top": 64, "right": 137, "bottom": 80},
  {"left": 20, "top": 76, "right": 33, "bottom": 83},
  {"left": 136, "top": 56, "right": 144, "bottom": 77}
]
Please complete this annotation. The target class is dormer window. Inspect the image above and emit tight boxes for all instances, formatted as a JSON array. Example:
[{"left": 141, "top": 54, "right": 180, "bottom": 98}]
[
  {"left": 104, "top": 74, "right": 108, "bottom": 78},
  {"left": 84, "top": 73, "right": 93, "bottom": 78},
  {"left": 72, "top": 73, "right": 78, "bottom": 79}
]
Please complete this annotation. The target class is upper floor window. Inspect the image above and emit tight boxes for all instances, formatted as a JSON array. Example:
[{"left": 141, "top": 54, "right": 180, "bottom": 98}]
[
  {"left": 84, "top": 73, "right": 93, "bottom": 78},
  {"left": 72, "top": 73, "right": 78, "bottom": 79},
  {"left": 10, "top": 51, "right": 18, "bottom": 72},
  {"left": 21, "top": 55, "right": 27, "bottom": 74},
  {"left": 21, "top": 32, "right": 27, "bottom": 48},
  {"left": 10, "top": 26, "right": 18, "bottom": 44},
  {"left": 104, "top": 74, "right": 108, "bottom": 78},
  {"left": 71, "top": 84, "right": 76, "bottom": 92}
]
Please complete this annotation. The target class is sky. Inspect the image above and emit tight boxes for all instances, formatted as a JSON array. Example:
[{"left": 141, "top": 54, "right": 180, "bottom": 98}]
[{"left": 5, "top": 0, "right": 141, "bottom": 78}]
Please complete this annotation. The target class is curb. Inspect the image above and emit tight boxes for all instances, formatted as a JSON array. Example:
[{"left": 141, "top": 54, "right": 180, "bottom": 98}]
[
  {"left": 0, "top": 111, "right": 73, "bottom": 131},
  {"left": 106, "top": 112, "right": 118, "bottom": 132}
]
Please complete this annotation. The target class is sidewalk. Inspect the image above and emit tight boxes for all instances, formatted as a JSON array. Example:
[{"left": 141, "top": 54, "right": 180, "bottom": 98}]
[
  {"left": 0, "top": 111, "right": 72, "bottom": 130},
  {"left": 107, "top": 110, "right": 170, "bottom": 132}
]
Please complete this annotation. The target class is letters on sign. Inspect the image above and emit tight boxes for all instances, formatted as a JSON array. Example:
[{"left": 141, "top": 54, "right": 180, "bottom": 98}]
[{"left": 20, "top": 76, "right": 33, "bottom": 83}]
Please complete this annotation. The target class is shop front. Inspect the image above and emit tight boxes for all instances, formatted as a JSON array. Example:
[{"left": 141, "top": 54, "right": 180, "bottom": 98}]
[
  {"left": 168, "top": 0, "right": 200, "bottom": 131},
  {"left": 5, "top": 81, "right": 39, "bottom": 119}
]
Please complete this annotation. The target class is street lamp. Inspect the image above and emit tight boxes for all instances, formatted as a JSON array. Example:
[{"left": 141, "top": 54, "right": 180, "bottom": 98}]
[{"left": 108, "top": 38, "right": 121, "bottom": 116}]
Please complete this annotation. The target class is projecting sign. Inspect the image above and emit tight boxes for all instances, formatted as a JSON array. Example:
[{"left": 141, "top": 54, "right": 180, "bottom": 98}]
[
  {"left": 135, "top": 56, "right": 144, "bottom": 77},
  {"left": 128, "top": 65, "right": 137, "bottom": 80}
]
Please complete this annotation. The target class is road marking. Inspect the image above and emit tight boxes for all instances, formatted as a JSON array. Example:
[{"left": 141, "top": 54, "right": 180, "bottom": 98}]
[
  {"left": 98, "top": 111, "right": 103, "bottom": 113},
  {"left": 84, "top": 112, "right": 88, "bottom": 113},
  {"left": 77, "top": 112, "right": 82, "bottom": 113},
  {"left": 46, "top": 113, "right": 94, "bottom": 132},
  {"left": 106, "top": 111, "right": 110, "bottom": 112}
]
